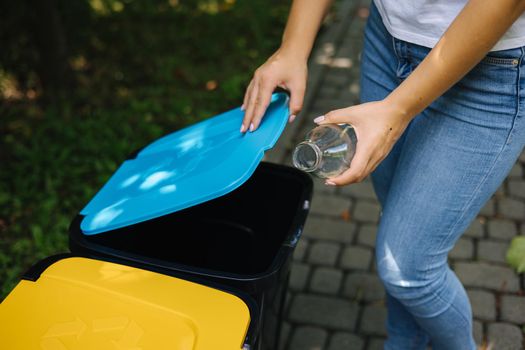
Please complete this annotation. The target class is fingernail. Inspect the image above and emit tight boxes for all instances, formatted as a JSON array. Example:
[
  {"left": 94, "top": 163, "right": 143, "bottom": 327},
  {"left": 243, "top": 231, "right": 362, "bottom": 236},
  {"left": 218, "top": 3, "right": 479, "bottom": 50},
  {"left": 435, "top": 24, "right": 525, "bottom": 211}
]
[
  {"left": 240, "top": 124, "right": 245, "bottom": 133},
  {"left": 289, "top": 114, "right": 296, "bottom": 123},
  {"left": 325, "top": 180, "right": 336, "bottom": 186},
  {"left": 250, "top": 123, "right": 255, "bottom": 132},
  {"left": 241, "top": 104, "right": 245, "bottom": 111},
  {"left": 314, "top": 115, "right": 325, "bottom": 124}
]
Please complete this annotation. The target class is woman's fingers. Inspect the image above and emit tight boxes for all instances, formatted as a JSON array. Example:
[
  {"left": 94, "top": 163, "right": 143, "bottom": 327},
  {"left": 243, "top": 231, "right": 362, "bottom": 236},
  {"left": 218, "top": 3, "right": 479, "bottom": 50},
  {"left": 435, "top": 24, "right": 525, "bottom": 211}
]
[
  {"left": 242, "top": 80, "right": 254, "bottom": 112},
  {"left": 241, "top": 80, "right": 260, "bottom": 133},
  {"left": 241, "top": 80, "right": 255, "bottom": 132},
  {"left": 327, "top": 140, "right": 371, "bottom": 185},
  {"left": 250, "top": 79, "right": 275, "bottom": 131},
  {"left": 315, "top": 105, "right": 361, "bottom": 126},
  {"left": 241, "top": 55, "right": 308, "bottom": 132},
  {"left": 288, "top": 82, "right": 305, "bottom": 123}
]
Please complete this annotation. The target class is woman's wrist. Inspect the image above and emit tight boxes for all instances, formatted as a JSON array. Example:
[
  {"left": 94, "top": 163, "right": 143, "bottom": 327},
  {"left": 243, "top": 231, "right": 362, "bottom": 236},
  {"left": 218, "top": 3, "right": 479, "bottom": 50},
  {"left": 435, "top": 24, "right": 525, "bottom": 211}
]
[
  {"left": 278, "top": 41, "right": 311, "bottom": 62},
  {"left": 383, "top": 92, "right": 416, "bottom": 125}
]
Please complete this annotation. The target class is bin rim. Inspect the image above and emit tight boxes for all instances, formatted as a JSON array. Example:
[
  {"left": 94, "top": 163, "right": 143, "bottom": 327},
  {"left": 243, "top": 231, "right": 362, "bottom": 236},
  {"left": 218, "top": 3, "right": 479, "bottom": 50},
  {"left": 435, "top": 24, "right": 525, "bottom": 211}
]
[
  {"left": 69, "top": 162, "right": 313, "bottom": 293},
  {"left": 21, "top": 253, "right": 260, "bottom": 313},
  {"left": 70, "top": 191, "right": 305, "bottom": 283},
  {"left": 69, "top": 163, "right": 313, "bottom": 291}
]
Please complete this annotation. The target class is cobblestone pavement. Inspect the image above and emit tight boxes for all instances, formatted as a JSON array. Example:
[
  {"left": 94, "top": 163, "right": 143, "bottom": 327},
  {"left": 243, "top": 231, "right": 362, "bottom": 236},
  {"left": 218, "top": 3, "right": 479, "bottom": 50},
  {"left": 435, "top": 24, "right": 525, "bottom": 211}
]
[{"left": 265, "top": 1, "right": 525, "bottom": 349}]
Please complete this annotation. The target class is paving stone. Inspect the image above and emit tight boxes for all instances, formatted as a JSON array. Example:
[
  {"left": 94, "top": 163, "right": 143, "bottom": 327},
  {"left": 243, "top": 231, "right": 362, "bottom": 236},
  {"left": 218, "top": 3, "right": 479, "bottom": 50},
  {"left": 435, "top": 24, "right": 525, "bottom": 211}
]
[
  {"left": 279, "top": 321, "right": 291, "bottom": 350},
  {"left": 455, "top": 262, "right": 520, "bottom": 292},
  {"left": 335, "top": 91, "right": 359, "bottom": 105},
  {"left": 473, "top": 320, "right": 483, "bottom": 346},
  {"left": 340, "top": 246, "right": 372, "bottom": 270},
  {"left": 508, "top": 179, "right": 525, "bottom": 199},
  {"left": 360, "top": 304, "right": 387, "bottom": 336},
  {"left": 467, "top": 289, "right": 496, "bottom": 321},
  {"left": 501, "top": 295, "right": 525, "bottom": 324},
  {"left": 357, "top": 224, "right": 378, "bottom": 247},
  {"left": 289, "top": 294, "right": 359, "bottom": 330},
  {"left": 465, "top": 218, "right": 485, "bottom": 238},
  {"left": 367, "top": 337, "right": 385, "bottom": 350},
  {"left": 339, "top": 180, "right": 377, "bottom": 200},
  {"left": 313, "top": 97, "right": 351, "bottom": 112},
  {"left": 480, "top": 198, "right": 496, "bottom": 216},
  {"left": 327, "top": 332, "right": 364, "bottom": 350},
  {"left": 478, "top": 240, "right": 509, "bottom": 264},
  {"left": 495, "top": 184, "right": 506, "bottom": 197},
  {"left": 310, "top": 193, "right": 351, "bottom": 216},
  {"left": 285, "top": 291, "right": 293, "bottom": 313},
  {"left": 335, "top": 44, "right": 355, "bottom": 61},
  {"left": 319, "top": 85, "right": 343, "bottom": 98},
  {"left": 449, "top": 237, "right": 474, "bottom": 260},
  {"left": 499, "top": 197, "right": 525, "bottom": 220},
  {"left": 290, "top": 263, "right": 311, "bottom": 292},
  {"left": 303, "top": 216, "right": 356, "bottom": 243},
  {"left": 353, "top": 201, "right": 381, "bottom": 223},
  {"left": 323, "top": 72, "right": 349, "bottom": 87},
  {"left": 343, "top": 273, "right": 385, "bottom": 302},
  {"left": 508, "top": 163, "right": 523, "bottom": 178},
  {"left": 370, "top": 259, "right": 378, "bottom": 273},
  {"left": 288, "top": 326, "right": 327, "bottom": 350},
  {"left": 310, "top": 267, "right": 343, "bottom": 294},
  {"left": 348, "top": 82, "right": 360, "bottom": 96},
  {"left": 312, "top": 176, "right": 337, "bottom": 195},
  {"left": 488, "top": 219, "right": 518, "bottom": 240},
  {"left": 308, "top": 241, "right": 341, "bottom": 266},
  {"left": 487, "top": 323, "right": 523, "bottom": 350},
  {"left": 293, "top": 238, "right": 309, "bottom": 261}
]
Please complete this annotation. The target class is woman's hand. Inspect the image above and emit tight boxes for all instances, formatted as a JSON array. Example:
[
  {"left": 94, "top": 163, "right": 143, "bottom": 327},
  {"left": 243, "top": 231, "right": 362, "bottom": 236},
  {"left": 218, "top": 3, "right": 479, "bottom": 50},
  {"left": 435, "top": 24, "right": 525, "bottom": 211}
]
[
  {"left": 315, "top": 98, "right": 411, "bottom": 186},
  {"left": 241, "top": 49, "right": 307, "bottom": 133}
]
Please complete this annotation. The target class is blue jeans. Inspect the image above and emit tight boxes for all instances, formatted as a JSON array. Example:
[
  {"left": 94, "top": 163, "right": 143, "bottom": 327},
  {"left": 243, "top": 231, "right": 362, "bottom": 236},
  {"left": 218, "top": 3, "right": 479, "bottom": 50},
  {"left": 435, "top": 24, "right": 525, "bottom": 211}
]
[{"left": 361, "top": 4, "right": 525, "bottom": 350}]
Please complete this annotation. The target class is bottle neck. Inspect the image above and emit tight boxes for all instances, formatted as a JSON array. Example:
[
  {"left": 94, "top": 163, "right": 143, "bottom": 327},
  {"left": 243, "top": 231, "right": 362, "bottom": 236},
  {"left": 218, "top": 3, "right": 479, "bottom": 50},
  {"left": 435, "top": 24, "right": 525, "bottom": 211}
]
[{"left": 293, "top": 141, "right": 323, "bottom": 172}]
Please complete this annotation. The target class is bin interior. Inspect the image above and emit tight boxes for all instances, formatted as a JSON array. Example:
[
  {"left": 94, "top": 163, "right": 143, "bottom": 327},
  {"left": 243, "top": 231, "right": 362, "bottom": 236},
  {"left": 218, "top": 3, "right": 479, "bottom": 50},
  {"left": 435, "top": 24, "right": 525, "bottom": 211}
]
[{"left": 83, "top": 163, "right": 308, "bottom": 275}]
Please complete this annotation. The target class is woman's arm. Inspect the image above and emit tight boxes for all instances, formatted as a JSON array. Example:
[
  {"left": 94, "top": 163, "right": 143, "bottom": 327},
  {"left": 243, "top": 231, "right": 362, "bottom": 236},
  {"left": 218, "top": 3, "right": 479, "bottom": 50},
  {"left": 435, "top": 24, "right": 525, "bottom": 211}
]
[
  {"left": 318, "top": 0, "right": 525, "bottom": 186},
  {"left": 241, "top": 0, "right": 333, "bottom": 133},
  {"left": 279, "top": 0, "right": 334, "bottom": 61}
]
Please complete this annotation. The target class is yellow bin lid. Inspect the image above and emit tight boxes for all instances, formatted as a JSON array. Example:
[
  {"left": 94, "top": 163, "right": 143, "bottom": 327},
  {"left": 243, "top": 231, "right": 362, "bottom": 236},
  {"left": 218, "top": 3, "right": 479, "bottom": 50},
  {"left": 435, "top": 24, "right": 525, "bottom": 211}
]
[{"left": 0, "top": 257, "right": 251, "bottom": 350}]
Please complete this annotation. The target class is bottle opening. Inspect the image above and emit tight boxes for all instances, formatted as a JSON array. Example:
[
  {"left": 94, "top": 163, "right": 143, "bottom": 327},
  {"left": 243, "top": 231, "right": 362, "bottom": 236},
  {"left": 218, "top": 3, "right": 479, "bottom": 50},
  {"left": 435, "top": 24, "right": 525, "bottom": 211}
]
[{"left": 292, "top": 141, "right": 322, "bottom": 172}]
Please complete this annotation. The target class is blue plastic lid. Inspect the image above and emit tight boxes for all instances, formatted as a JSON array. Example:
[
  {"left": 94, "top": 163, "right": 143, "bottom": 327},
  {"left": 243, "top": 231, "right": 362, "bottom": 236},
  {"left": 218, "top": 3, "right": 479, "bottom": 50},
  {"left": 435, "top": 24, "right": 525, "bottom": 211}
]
[{"left": 80, "top": 92, "right": 290, "bottom": 235}]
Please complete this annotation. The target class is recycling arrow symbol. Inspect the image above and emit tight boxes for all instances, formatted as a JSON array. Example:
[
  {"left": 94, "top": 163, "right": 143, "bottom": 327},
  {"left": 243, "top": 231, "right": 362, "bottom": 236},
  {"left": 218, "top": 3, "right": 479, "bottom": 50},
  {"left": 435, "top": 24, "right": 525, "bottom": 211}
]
[
  {"left": 40, "top": 318, "right": 86, "bottom": 350},
  {"left": 40, "top": 317, "right": 143, "bottom": 350},
  {"left": 112, "top": 320, "right": 143, "bottom": 350}
]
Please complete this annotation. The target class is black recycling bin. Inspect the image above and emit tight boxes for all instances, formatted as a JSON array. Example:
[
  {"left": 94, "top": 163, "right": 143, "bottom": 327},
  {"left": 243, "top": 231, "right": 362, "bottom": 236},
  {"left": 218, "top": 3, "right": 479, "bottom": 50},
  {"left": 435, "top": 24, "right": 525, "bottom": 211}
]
[
  {"left": 70, "top": 162, "right": 311, "bottom": 349},
  {"left": 68, "top": 93, "right": 313, "bottom": 349}
]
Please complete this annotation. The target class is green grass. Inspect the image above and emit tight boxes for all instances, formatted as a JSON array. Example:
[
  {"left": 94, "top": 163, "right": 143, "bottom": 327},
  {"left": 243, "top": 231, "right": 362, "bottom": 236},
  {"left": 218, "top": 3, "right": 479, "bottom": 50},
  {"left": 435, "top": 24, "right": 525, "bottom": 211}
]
[{"left": 0, "top": 0, "right": 291, "bottom": 299}]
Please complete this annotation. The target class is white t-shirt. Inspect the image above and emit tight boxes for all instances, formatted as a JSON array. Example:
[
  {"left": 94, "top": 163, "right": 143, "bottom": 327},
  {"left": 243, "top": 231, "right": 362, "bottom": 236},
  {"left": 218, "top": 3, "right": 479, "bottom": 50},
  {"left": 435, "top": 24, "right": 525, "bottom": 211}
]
[{"left": 373, "top": 0, "right": 525, "bottom": 51}]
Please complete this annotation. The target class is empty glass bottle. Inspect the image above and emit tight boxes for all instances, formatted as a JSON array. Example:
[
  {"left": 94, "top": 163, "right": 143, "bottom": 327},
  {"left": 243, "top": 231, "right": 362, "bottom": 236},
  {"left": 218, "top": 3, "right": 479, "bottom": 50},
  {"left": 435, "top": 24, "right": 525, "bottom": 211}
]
[{"left": 292, "top": 124, "right": 357, "bottom": 178}]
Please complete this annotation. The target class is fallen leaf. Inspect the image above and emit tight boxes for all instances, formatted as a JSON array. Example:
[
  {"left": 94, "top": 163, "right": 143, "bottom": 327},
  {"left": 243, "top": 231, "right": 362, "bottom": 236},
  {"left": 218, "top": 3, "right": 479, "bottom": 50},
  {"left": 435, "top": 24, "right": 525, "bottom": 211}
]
[
  {"left": 506, "top": 236, "right": 525, "bottom": 273},
  {"left": 340, "top": 208, "right": 351, "bottom": 222}
]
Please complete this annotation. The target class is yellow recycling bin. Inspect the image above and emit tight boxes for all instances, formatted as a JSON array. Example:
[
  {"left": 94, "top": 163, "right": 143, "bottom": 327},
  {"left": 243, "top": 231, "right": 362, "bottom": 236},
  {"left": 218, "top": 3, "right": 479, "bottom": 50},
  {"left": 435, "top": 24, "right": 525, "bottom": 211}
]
[{"left": 0, "top": 256, "right": 251, "bottom": 350}]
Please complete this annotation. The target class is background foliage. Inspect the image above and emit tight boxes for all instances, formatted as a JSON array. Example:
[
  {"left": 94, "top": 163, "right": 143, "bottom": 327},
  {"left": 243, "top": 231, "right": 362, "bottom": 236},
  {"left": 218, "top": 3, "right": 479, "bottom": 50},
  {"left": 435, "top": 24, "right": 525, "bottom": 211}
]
[{"left": 0, "top": 0, "right": 291, "bottom": 299}]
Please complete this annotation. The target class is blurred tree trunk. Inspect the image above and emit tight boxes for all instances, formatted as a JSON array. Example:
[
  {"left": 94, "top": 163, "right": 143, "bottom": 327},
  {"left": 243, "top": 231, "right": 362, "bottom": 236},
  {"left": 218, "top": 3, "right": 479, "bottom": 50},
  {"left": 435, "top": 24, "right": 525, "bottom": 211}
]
[{"left": 30, "top": 0, "right": 69, "bottom": 102}]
